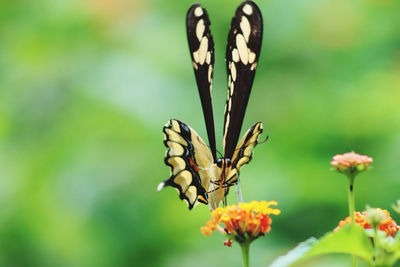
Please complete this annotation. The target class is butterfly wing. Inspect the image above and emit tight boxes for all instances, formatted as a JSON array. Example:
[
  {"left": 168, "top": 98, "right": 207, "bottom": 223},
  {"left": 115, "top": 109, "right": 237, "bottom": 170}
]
[
  {"left": 158, "top": 119, "right": 215, "bottom": 209},
  {"left": 186, "top": 4, "right": 217, "bottom": 161},
  {"left": 223, "top": 1, "right": 263, "bottom": 160},
  {"left": 225, "top": 122, "right": 264, "bottom": 185}
]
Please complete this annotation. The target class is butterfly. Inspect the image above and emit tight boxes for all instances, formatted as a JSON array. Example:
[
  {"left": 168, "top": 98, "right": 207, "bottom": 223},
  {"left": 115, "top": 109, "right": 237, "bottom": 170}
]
[{"left": 157, "top": 1, "right": 265, "bottom": 210}]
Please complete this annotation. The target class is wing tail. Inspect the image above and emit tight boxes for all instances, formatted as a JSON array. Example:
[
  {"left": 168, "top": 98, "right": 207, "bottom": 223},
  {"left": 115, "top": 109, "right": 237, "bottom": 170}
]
[
  {"left": 223, "top": 1, "right": 263, "bottom": 159},
  {"left": 187, "top": 4, "right": 217, "bottom": 161}
]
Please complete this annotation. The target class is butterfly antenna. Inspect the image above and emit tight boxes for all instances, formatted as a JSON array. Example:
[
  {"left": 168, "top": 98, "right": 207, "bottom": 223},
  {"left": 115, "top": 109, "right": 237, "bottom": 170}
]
[{"left": 216, "top": 149, "right": 223, "bottom": 159}]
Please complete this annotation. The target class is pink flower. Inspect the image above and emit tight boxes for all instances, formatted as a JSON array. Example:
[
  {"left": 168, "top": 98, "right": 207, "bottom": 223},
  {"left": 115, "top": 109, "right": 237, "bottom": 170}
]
[{"left": 331, "top": 151, "right": 373, "bottom": 175}]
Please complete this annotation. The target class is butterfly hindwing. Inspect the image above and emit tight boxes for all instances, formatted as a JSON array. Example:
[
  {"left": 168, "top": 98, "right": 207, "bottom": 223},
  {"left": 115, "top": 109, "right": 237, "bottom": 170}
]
[
  {"left": 223, "top": 1, "right": 263, "bottom": 160},
  {"left": 158, "top": 119, "right": 214, "bottom": 209},
  {"left": 225, "top": 122, "right": 264, "bottom": 185},
  {"left": 187, "top": 4, "right": 217, "bottom": 161}
]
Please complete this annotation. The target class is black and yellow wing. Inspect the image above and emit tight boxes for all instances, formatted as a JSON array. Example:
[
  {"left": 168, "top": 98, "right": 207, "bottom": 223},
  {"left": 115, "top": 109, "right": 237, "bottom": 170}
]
[
  {"left": 187, "top": 4, "right": 217, "bottom": 161},
  {"left": 157, "top": 119, "right": 214, "bottom": 209},
  {"left": 225, "top": 122, "right": 264, "bottom": 185},
  {"left": 223, "top": 1, "right": 263, "bottom": 160}
]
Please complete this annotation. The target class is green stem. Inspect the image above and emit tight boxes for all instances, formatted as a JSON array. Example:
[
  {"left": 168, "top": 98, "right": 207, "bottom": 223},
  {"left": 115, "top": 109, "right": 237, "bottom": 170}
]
[
  {"left": 347, "top": 174, "right": 357, "bottom": 267},
  {"left": 347, "top": 176, "right": 355, "bottom": 224},
  {"left": 240, "top": 241, "right": 250, "bottom": 267}
]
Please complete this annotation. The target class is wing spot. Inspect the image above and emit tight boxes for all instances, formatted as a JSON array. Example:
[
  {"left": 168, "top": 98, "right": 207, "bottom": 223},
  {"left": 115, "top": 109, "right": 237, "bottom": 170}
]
[
  {"left": 250, "top": 62, "right": 257, "bottom": 70},
  {"left": 244, "top": 146, "right": 253, "bottom": 156},
  {"left": 198, "top": 37, "right": 208, "bottom": 65},
  {"left": 165, "top": 128, "right": 188, "bottom": 146},
  {"left": 192, "top": 61, "right": 198, "bottom": 70},
  {"left": 193, "top": 51, "right": 200, "bottom": 63},
  {"left": 168, "top": 157, "right": 186, "bottom": 175},
  {"left": 174, "top": 170, "right": 192, "bottom": 192},
  {"left": 206, "top": 51, "right": 211, "bottom": 64},
  {"left": 186, "top": 186, "right": 197, "bottom": 204},
  {"left": 188, "top": 158, "right": 198, "bottom": 172},
  {"left": 236, "top": 34, "right": 249, "bottom": 65},
  {"left": 240, "top": 16, "right": 251, "bottom": 42},
  {"left": 231, "top": 62, "right": 237, "bottom": 81},
  {"left": 194, "top": 6, "right": 203, "bottom": 17},
  {"left": 230, "top": 81, "right": 234, "bottom": 95},
  {"left": 247, "top": 135, "right": 258, "bottom": 146},
  {"left": 232, "top": 48, "right": 239, "bottom": 62},
  {"left": 249, "top": 51, "right": 256, "bottom": 64},
  {"left": 208, "top": 65, "right": 212, "bottom": 82},
  {"left": 198, "top": 195, "right": 208, "bottom": 204},
  {"left": 171, "top": 120, "right": 180, "bottom": 132},
  {"left": 196, "top": 19, "right": 205, "bottom": 41},
  {"left": 224, "top": 113, "right": 230, "bottom": 141},
  {"left": 237, "top": 157, "right": 249, "bottom": 168},
  {"left": 243, "top": 4, "right": 253, "bottom": 15},
  {"left": 167, "top": 141, "right": 184, "bottom": 156}
]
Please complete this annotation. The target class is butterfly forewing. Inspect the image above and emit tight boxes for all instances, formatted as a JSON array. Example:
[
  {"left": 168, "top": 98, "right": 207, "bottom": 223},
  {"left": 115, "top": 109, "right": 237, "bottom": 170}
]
[
  {"left": 223, "top": 1, "right": 263, "bottom": 160},
  {"left": 186, "top": 4, "right": 217, "bottom": 161},
  {"left": 158, "top": 119, "right": 214, "bottom": 209}
]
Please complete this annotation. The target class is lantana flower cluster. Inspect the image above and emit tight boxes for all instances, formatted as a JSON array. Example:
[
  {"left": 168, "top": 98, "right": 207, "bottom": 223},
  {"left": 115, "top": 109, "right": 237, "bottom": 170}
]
[
  {"left": 201, "top": 201, "right": 280, "bottom": 245},
  {"left": 335, "top": 208, "right": 399, "bottom": 237}
]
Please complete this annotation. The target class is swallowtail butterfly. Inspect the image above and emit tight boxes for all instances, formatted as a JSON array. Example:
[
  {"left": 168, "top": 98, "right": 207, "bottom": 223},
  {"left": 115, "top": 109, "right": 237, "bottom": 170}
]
[{"left": 158, "top": 1, "right": 265, "bottom": 210}]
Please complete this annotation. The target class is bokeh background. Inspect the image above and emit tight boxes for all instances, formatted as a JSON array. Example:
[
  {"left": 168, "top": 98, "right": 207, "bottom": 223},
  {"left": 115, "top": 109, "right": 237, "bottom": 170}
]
[{"left": 1, "top": 0, "right": 399, "bottom": 266}]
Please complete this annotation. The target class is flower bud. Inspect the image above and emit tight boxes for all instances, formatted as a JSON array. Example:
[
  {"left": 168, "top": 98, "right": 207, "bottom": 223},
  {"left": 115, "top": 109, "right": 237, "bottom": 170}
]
[{"left": 365, "top": 206, "right": 387, "bottom": 230}]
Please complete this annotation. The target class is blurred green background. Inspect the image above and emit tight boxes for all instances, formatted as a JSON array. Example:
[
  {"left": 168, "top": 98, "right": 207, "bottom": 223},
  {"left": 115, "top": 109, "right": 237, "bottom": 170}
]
[{"left": 1, "top": 0, "right": 399, "bottom": 266}]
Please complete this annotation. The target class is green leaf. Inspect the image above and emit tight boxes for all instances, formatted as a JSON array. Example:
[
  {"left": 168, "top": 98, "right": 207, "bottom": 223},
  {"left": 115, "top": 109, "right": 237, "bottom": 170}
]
[
  {"left": 303, "top": 225, "right": 374, "bottom": 263},
  {"left": 270, "top": 237, "right": 318, "bottom": 267},
  {"left": 270, "top": 225, "right": 374, "bottom": 267},
  {"left": 381, "top": 231, "right": 400, "bottom": 266}
]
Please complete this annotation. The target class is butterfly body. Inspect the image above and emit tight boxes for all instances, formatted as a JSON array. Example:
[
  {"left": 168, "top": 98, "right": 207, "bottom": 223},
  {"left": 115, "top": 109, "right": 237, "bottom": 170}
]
[{"left": 158, "top": 1, "right": 265, "bottom": 210}]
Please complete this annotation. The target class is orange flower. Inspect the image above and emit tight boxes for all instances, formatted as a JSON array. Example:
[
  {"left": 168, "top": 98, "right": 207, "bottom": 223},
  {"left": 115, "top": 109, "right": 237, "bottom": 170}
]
[
  {"left": 331, "top": 151, "right": 373, "bottom": 174},
  {"left": 201, "top": 201, "right": 281, "bottom": 244},
  {"left": 335, "top": 209, "right": 399, "bottom": 236}
]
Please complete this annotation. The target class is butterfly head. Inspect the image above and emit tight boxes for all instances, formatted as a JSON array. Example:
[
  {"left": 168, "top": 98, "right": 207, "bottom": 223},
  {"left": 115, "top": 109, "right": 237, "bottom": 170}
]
[{"left": 216, "top": 158, "right": 232, "bottom": 168}]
